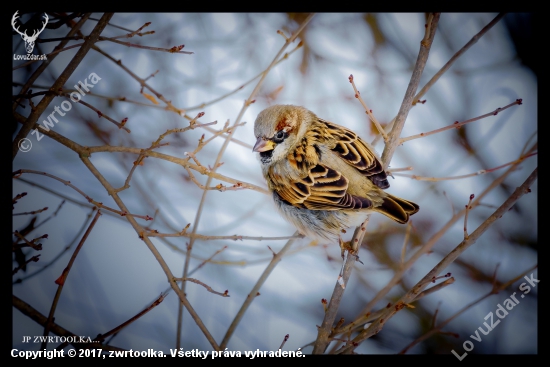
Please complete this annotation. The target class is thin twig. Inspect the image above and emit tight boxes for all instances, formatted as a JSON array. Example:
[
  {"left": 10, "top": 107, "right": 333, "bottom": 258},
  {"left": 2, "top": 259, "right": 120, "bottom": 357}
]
[
  {"left": 13, "top": 207, "right": 48, "bottom": 216},
  {"left": 88, "top": 17, "right": 142, "bottom": 32},
  {"left": 113, "top": 118, "right": 218, "bottom": 194},
  {"left": 189, "top": 246, "right": 228, "bottom": 276},
  {"left": 12, "top": 192, "right": 28, "bottom": 207},
  {"left": 431, "top": 302, "right": 442, "bottom": 329},
  {"left": 13, "top": 255, "right": 41, "bottom": 275},
  {"left": 414, "top": 277, "right": 455, "bottom": 302},
  {"left": 349, "top": 74, "right": 388, "bottom": 141},
  {"left": 113, "top": 142, "right": 169, "bottom": 193},
  {"left": 463, "top": 194, "right": 475, "bottom": 239},
  {"left": 399, "top": 99, "right": 522, "bottom": 144},
  {"left": 14, "top": 177, "right": 127, "bottom": 222},
  {"left": 13, "top": 231, "right": 44, "bottom": 251},
  {"left": 151, "top": 113, "right": 213, "bottom": 146},
  {"left": 442, "top": 191, "right": 455, "bottom": 215},
  {"left": 13, "top": 169, "right": 153, "bottom": 221},
  {"left": 393, "top": 151, "right": 536, "bottom": 181},
  {"left": 400, "top": 220, "right": 413, "bottom": 266},
  {"left": 72, "top": 96, "right": 131, "bottom": 132},
  {"left": 220, "top": 234, "right": 299, "bottom": 349},
  {"left": 147, "top": 230, "right": 302, "bottom": 241},
  {"left": 92, "top": 45, "right": 186, "bottom": 115},
  {"left": 99, "top": 36, "right": 193, "bottom": 54},
  {"left": 42, "top": 210, "right": 102, "bottom": 349},
  {"left": 34, "top": 200, "right": 65, "bottom": 228},
  {"left": 386, "top": 166, "right": 413, "bottom": 174},
  {"left": 279, "top": 334, "right": 290, "bottom": 350},
  {"left": 177, "top": 278, "right": 230, "bottom": 297}
]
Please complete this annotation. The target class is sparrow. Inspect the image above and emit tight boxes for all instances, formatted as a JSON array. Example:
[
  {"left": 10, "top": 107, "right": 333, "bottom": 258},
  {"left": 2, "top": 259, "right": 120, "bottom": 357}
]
[{"left": 252, "top": 104, "right": 419, "bottom": 245}]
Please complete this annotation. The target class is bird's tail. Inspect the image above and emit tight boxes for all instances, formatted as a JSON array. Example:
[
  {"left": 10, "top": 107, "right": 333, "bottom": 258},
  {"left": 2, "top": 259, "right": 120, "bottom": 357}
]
[{"left": 372, "top": 194, "right": 419, "bottom": 224}]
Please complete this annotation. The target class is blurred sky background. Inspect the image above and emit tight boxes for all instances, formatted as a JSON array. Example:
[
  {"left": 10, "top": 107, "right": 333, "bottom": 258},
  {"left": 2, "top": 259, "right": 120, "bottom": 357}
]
[{"left": 12, "top": 13, "right": 537, "bottom": 354}]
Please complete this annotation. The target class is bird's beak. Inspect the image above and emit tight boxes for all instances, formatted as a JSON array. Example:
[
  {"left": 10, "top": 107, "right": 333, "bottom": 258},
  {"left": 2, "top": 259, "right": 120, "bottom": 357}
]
[{"left": 252, "top": 137, "right": 275, "bottom": 152}]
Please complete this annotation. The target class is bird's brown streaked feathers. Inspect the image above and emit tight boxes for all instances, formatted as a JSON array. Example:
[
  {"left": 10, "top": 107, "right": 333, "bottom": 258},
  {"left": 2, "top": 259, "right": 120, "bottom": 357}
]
[
  {"left": 271, "top": 163, "right": 374, "bottom": 211},
  {"left": 253, "top": 104, "right": 419, "bottom": 240},
  {"left": 321, "top": 120, "right": 390, "bottom": 190}
]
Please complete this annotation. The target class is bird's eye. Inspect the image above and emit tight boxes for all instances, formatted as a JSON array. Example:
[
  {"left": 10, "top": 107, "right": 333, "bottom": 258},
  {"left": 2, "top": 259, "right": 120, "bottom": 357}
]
[{"left": 272, "top": 130, "right": 287, "bottom": 143}]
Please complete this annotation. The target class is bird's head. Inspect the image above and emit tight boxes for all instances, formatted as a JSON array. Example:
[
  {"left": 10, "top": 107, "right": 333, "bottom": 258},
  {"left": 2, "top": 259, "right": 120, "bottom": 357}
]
[{"left": 252, "top": 104, "right": 311, "bottom": 165}]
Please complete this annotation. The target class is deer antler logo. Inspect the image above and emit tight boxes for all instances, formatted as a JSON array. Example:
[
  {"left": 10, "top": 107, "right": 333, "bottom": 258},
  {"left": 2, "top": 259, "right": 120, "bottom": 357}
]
[{"left": 12, "top": 11, "right": 49, "bottom": 54}]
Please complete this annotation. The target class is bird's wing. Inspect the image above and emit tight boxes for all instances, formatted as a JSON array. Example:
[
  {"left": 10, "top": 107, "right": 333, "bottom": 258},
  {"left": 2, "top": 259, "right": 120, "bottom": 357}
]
[
  {"left": 270, "top": 164, "right": 373, "bottom": 211},
  {"left": 322, "top": 120, "right": 389, "bottom": 189}
]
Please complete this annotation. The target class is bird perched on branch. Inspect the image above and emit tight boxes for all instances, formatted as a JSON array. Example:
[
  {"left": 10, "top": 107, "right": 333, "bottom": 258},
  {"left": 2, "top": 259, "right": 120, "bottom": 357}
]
[{"left": 253, "top": 104, "right": 418, "bottom": 250}]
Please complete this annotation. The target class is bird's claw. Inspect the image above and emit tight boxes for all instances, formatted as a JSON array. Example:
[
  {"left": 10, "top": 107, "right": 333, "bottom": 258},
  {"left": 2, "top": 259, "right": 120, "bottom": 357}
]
[{"left": 339, "top": 237, "right": 364, "bottom": 264}]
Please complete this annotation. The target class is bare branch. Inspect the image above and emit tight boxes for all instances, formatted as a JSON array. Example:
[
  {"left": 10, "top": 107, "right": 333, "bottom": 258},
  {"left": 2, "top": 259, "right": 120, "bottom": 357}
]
[
  {"left": 393, "top": 151, "right": 536, "bottom": 181},
  {"left": 42, "top": 210, "right": 102, "bottom": 349},
  {"left": 177, "top": 278, "right": 230, "bottom": 297},
  {"left": 349, "top": 74, "right": 388, "bottom": 141},
  {"left": 338, "top": 167, "right": 537, "bottom": 353},
  {"left": 399, "top": 99, "right": 522, "bottom": 144},
  {"left": 220, "top": 234, "right": 300, "bottom": 349},
  {"left": 14, "top": 169, "right": 153, "bottom": 221}
]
